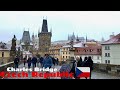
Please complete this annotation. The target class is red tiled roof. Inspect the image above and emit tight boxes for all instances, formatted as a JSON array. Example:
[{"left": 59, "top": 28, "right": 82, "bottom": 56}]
[
  {"left": 75, "top": 46, "right": 102, "bottom": 55},
  {"left": 102, "top": 33, "right": 120, "bottom": 45}
]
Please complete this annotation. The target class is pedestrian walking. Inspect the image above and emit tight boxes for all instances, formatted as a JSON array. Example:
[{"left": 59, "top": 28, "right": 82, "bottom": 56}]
[
  {"left": 27, "top": 56, "right": 32, "bottom": 68},
  {"left": 23, "top": 56, "right": 27, "bottom": 67},
  {"left": 14, "top": 56, "right": 19, "bottom": 69},
  {"left": 39, "top": 56, "right": 44, "bottom": 67},
  {"left": 43, "top": 54, "right": 53, "bottom": 69},
  {"left": 32, "top": 55, "right": 37, "bottom": 68}
]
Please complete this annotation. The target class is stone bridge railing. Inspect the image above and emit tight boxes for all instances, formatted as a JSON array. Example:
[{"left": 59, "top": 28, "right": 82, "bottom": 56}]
[
  {"left": 0, "top": 60, "right": 23, "bottom": 71},
  {"left": 0, "top": 62, "right": 14, "bottom": 72},
  {"left": 93, "top": 63, "right": 120, "bottom": 76},
  {"left": 0, "top": 60, "right": 23, "bottom": 79}
]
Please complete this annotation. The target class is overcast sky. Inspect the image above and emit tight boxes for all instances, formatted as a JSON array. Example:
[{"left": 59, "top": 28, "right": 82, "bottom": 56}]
[{"left": 0, "top": 11, "right": 120, "bottom": 43}]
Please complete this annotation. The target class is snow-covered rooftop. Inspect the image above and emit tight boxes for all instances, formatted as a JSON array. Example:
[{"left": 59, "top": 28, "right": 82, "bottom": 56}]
[{"left": 63, "top": 42, "right": 85, "bottom": 48}]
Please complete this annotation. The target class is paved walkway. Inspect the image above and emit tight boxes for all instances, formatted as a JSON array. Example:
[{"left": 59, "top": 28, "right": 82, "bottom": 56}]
[
  {"left": 6, "top": 63, "right": 61, "bottom": 79},
  {"left": 4, "top": 63, "right": 120, "bottom": 79}
]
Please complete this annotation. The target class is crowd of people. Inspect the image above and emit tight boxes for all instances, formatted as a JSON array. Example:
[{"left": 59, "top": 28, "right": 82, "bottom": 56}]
[
  {"left": 14, "top": 54, "right": 59, "bottom": 69},
  {"left": 14, "top": 54, "right": 93, "bottom": 79}
]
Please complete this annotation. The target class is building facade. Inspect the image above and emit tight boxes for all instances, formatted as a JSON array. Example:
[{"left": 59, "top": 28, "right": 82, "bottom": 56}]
[
  {"left": 61, "top": 47, "right": 71, "bottom": 61},
  {"left": 102, "top": 33, "right": 120, "bottom": 65},
  {"left": 0, "top": 42, "right": 10, "bottom": 64},
  {"left": 49, "top": 44, "right": 62, "bottom": 61},
  {"left": 75, "top": 45, "right": 102, "bottom": 63},
  {"left": 61, "top": 42, "right": 84, "bottom": 61},
  {"left": 38, "top": 19, "right": 52, "bottom": 56}
]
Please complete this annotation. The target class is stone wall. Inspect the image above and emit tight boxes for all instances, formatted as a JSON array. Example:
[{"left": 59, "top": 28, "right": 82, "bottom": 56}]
[
  {"left": 93, "top": 63, "right": 120, "bottom": 76},
  {"left": 0, "top": 62, "right": 14, "bottom": 72}
]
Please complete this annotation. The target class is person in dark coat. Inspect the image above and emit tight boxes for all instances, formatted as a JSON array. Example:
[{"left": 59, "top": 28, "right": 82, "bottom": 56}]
[
  {"left": 52, "top": 57, "right": 56, "bottom": 66},
  {"left": 85, "top": 56, "right": 93, "bottom": 79},
  {"left": 80, "top": 56, "right": 88, "bottom": 79},
  {"left": 27, "top": 56, "right": 32, "bottom": 68},
  {"left": 81, "top": 57, "right": 88, "bottom": 67},
  {"left": 39, "top": 57, "right": 44, "bottom": 67},
  {"left": 14, "top": 56, "right": 19, "bottom": 69},
  {"left": 77, "top": 57, "right": 82, "bottom": 67},
  {"left": 32, "top": 55, "right": 37, "bottom": 68},
  {"left": 69, "top": 57, "right": 77, "bottom": 79},
  {"left": 23, "top": 56, "right": 27, "bottom": 67}
]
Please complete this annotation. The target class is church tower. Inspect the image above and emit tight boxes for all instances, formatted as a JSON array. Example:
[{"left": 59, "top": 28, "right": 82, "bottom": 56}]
[{"left": 38, "top": 19, "right": 52, "bottom": 56}]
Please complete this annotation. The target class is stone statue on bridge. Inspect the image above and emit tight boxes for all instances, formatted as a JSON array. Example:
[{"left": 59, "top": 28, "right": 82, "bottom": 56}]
[{"left": 10, "top": 35, "right": 17, "bottom": 62}]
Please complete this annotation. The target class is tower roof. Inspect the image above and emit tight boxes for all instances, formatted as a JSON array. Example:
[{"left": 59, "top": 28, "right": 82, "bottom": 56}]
[
  {"left": 41, "top": 19, "right": 48, "bottom": 32},
  {"left": 22, "top": 31, "right": 31, "bottom": 43}
]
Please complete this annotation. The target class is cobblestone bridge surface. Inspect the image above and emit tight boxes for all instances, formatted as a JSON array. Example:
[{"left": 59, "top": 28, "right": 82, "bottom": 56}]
[{"left": 4, "top": 63, "right": 120, "bottom": 79}]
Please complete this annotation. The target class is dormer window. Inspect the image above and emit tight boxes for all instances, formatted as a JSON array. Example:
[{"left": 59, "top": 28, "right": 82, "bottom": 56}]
[{"left": 118, "top": 38, "right": 120, "bottom": 42}]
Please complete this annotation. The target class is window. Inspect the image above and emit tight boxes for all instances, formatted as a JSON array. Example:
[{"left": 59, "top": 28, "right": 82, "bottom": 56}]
[
  {"left": 105, "top": 53, "right": 107, "bottom": 57},
  {"left": 63, "top": 56, "right": 64, "bottom": 58},
  {"left": 105, "top": 60, "right": 107, "bottom": 64},
  {"left": 105, "top": 46, "right": 107, "bottom": 50},
  {"left": 105, "top": 60, "right": 110, "bottom": 64},
  {"left": 97, "top": 56, "right": 99, "bottom": 60},
  {"left": 90, "top": 49, "right": 92, "bottom": 52},
  {"left": 108, "top": 46, "right": 110, "bottom": 50},
  {"left": 108, "top": 53, "right": 110, "bottom": 57},
  {"left": 105, "top": 53, "right": 110, "bottom": 57},
  {"left": 2, "top": 52, "right": 4, "bottom": 57},
  {"left": 105, "top": 46, "right": 110, "bottom": 50},
  {"left": 108, "top": 60, "right": 110, "bottom": 64},
  {"left": 118, "top": 38, "right": 120, "bottom": 42},
  {"left": 66, "top": 56, "right": 67, "bottom": 59},
  {"left": 45, "top": 48, "right": 47, "bottom": 52},
  {"left": 92, "top": 56, "right": 93, "bottom": 59},
  {"left": 97, "top": 49, "right": 100, "bottom": 52}
]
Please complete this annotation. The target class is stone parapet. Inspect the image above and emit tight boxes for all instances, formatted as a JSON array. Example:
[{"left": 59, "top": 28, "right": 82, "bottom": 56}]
[{"left": 93, "top": 63, "right": 120, "bottom": 76}]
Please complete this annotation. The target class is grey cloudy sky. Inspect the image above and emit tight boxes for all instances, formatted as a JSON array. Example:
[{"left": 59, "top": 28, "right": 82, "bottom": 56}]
[{"left": 0, "top": 11, "right": 120, "bottom": 43}]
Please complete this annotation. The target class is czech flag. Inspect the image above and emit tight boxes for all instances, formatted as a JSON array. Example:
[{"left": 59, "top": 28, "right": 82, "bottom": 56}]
[{"left": 76, "top": 67, "right": 90, "bottom": 78}]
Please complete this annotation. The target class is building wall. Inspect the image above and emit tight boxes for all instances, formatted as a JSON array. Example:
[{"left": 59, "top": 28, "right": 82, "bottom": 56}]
[
  {"left": 0, "top": 50, "right": 10, "bottom": 64},
  {"left": 49, "top": 45, "right": 62, "bottom": 61},
  {"left": 61, "top": 47, "right": 70, "bottom": 61},
  {"left": 75, "top": 55, "right": 101, "bottom": 63},
  {"left": 102, "top": 44, "right": 120, "bottom": 65},
  {"left": 22, "top": 45, "right": 33, "bottom": 52}
]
